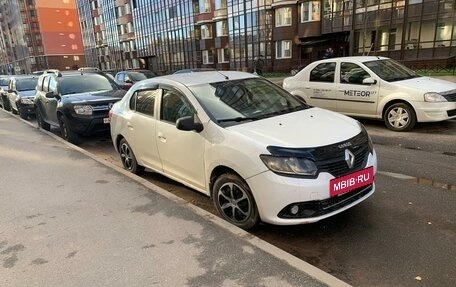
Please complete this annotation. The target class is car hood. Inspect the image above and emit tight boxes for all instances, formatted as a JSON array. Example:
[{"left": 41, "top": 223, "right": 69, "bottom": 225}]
[
  {"left": 395, "top": 77, "right": 456, "bottom": 93},
  {"left": 18, "top": 90, "right": 36, "bottom": 97},
  {"left": 63, "top": 89, "right": 126, "bottom": 102},
  {"left": 227, "top": 107, "right": 361, "bottom": 148}
]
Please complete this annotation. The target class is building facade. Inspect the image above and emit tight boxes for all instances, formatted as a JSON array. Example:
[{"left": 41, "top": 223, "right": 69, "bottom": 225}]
[
  {"left": 77, "top": 0, "right": 456, "bottom": 74},
  {"left": 0, "top": 0, "right": 86, "bottom": 74}
]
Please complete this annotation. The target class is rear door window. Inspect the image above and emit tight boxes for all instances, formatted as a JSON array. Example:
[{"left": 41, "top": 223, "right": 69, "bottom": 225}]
[{"left": 309, "top": 62, "right": 336, "bottom": 83}]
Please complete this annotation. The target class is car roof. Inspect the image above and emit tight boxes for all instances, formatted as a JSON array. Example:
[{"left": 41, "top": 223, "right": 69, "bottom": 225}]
[
  {"left": 315, "top": 56, "right": 390, "bottom": 63},
  {"left": 147, "top": 71, "right": 258, "bottom": 87}
]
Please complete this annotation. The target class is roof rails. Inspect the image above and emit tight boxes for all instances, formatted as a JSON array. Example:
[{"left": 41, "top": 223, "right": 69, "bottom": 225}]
[{"left": 43, "top": 69, "right": 62, "bottom": 77}]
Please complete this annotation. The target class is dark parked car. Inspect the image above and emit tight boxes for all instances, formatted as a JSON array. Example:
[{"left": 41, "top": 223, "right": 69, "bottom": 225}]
[
  {"left": 7, "top": 75, "right": 39, "bottom": 119},
  {"left": 115, "top": 69, "right": 157, "bottom": 89},
  {"left": 0, "top": 75, "right": 11, "bottom": 110},
  {"left": 34, "top": 70, "right": 126, "bottom": 144}
]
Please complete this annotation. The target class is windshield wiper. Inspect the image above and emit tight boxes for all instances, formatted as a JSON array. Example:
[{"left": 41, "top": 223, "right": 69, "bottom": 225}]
[{"left": 218, "top": 116, "right": 259, "bottom": 123}]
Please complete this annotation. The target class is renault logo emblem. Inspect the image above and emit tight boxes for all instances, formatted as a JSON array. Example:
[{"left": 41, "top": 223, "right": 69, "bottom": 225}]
[{"left": 345, "top": 149, "right": 355, "bottom": 169}]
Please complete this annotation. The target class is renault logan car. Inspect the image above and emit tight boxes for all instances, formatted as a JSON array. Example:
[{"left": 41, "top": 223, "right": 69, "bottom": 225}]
[
  {"left": 283, "top": 56, "right": 456, "bottom": 131},
  {"left": 109, "top": 71, "right": 377, "bottom": 229}
]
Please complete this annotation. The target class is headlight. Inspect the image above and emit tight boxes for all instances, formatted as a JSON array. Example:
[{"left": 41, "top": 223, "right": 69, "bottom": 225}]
[
  {"left": 74, "top": 105, "right": 93, "bottom": 115},
  {"left": 424, "top": 92, "right": 447, "bottom": 102},
  {"left": 20, "top": 98, "right": 34, "bottom": 105},
  {"left": 260, "top": 155, "right": 317, "bottom": 176}
]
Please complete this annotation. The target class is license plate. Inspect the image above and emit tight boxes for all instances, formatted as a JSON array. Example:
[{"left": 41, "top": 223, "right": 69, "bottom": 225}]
[
  {"left": 330, "top": 166, "right": 374, "bottom": 197},
  {"left": 103, "top": 117, "right": 110, "bottom": 124}
]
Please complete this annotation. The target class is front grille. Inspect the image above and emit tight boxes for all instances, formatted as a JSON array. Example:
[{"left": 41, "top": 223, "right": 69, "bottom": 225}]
[
  {"left": 278, "top": 183, "right": 373, "bottom": 219},
  {"left": 313, "top": 130, "right": 371, "bottom": 177},
  {"left": 442, "top": 90, "right": 456, "bottom": 102},
  {"left": 315, "top": 145, "right": 369, "bottom": 177}
]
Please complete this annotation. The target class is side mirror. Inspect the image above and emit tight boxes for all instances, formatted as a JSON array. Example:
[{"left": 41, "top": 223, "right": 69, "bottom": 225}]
[
  {"left": 176, "top": 116, "right": 203, "bottom": 133},
  {"left": 45, "top": 91, "right": 57, "bottom": 98},
  {"left": 125, "top": 77, "right": 133, "bottom": 84},
  {"left": 363, "top": 77, "right": 377, "bottom": 85}
]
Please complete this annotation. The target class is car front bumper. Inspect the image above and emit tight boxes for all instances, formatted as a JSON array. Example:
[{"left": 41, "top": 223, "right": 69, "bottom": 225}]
[
  {"left": 65, "top": 113, "right": 111, "bottom": 135},
  {"left": 246, "top": 150, "right": 377, "bottom": 225},
  {"left": 413, "top": 101, "right": 456, "bottom": 122}
]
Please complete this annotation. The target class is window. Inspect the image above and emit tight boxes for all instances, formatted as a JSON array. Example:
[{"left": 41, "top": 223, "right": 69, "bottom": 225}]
[
  {"left": 215, "top": 0, "right": 227, "bottom": 10},
  {"left": 276, "top": 40, "right": 292, "bottom": 59},
  {"left": 203, "top": 50, "right": 214, "bottom": 64},
  {"left": 130, "top": 89, "right": 158, "bottom": 116},
  {"left": 275, "top": 7, "right": 292, "bottom": 27},
  {"left": 201, "top": 24, "right": 212, "bottom": 39},
  {"left": 301, "top": 1, "right": 320, "bottom": 22},
  {"left": 199, "top": 0, "right": 211, "bottom": 13},
  {"left": 218, "top": 48, "right": 229, "bottom": 63},
  {"left": 161, "top": 90, "right": 192, "bottom": 123},
  {"left": 216, "top": 21, "right": 228, "bottom": 37},
  {"left": 310, "top": 62, "right": 336, "bottom": 83},
  {"left": 340, "top": 63, "right": 370, "bottom": 85}
]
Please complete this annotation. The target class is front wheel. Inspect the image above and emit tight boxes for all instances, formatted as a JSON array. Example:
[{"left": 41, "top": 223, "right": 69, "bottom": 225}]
[
  {"left": 212, "top": 173, "right": 259, "bottom": 230},
  {"left": 384, "top": 103, "right": 416, "bottom": 132},
  {"left": 118, "top": 138, "right": 144, "bottom": 174},
  {"left": 59, "top": 115, "right": 79, "bottom": 144}
]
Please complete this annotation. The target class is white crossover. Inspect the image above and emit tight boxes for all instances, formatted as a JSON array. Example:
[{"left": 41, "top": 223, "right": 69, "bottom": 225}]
[
  {"left": 283, "top": 56, "right": 456, "bottom": 131},
  {"left": 109, "top": 71, "right": 377, "bottom": 229}
]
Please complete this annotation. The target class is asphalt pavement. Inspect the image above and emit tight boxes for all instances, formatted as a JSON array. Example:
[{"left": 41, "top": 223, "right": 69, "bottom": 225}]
[{"left": 0, "top": 110, "right": 350, "bottom": 286}]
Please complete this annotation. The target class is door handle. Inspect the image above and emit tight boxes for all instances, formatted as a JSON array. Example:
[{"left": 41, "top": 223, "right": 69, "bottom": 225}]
[
  {"left": 127, "top": 121, "right": 133, "bottom": 129},
  {"left": 157, "top": 132, "right": 166, "bottom": 142}
]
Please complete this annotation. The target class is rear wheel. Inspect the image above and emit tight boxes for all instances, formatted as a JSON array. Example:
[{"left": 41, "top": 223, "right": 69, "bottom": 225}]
[
  {"left": 119, "top": 138, "right": 144, "bottom": 174},
  {"left": 59, "top": 115, "right": 79, "bottom": 144},
  {"left": 384, "top": 103, "right": 416, "bottom": 132},
  {"left": 1, "top": 95, "right": 11, "bottom": 111},
  {"left": 36, "top": 108, "right": 50, "bottom": 131},
  {"left": 212, "top": 173, "right": 259, "bottom": 230}
]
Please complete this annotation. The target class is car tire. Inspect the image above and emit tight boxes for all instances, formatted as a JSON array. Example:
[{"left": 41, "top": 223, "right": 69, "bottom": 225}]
[
  {"left": 36, "top": 108, "right": 51, "bottom": 131},
  {"left": 59, "top": 115, "right": 79, "bottom": 144},
  {"left": 212, "top": 173, "right": 259, "bottom": 230},
  {"left": 118, "top": 138, "right": 145, "bottom": 174},
  {"left": 2, "top": 95, "right": 11, "bottom": 111},
  {"left": 384, "top": 102, "right": 416, "bottom": 132}
]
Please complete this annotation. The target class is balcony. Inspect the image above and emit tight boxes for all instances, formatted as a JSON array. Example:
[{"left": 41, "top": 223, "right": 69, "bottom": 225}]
[
  {"left": 117, "top": 14, "right": 133, "bottom": 25},
  {"left": 213, "top": 8, "right": 227, "bottom": 20}
]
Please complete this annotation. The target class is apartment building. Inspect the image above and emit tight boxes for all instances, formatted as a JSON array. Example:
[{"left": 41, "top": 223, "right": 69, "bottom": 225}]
[
  {"left": 77, "top": 0, "right": 455, "bottom": 74},
  {"left": 0, "top": 0, "right": 86, "bottom": 74}
]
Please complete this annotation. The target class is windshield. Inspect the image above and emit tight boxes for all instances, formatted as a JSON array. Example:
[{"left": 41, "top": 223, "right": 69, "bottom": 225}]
[
  {"left": 364, "top": 59, "right": 419, "bottom": 82},
  {"left": 128, "top": 72, "right": 148, "bottom": 82},
  {"left": 189, "top": 78, "right": 308, "bottom": 125},
  {"left": 17, "top": 78, "right": 38, "bottom": 91},
  {"left": 59, "top": 74, "right": 119, "bottom": 95}
]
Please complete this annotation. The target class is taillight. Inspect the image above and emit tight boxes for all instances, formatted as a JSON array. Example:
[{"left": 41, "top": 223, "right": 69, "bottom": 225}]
[{"left": 108, "top": 109, "right": 113, "bottom": 121}]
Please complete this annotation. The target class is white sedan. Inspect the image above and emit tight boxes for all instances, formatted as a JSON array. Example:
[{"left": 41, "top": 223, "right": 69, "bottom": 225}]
[
  {"left": 283, "top": 56, "right": 456, "bottom": 131},
  {"left": 109, "top": 71, "right": 377, "bottom": 229}
]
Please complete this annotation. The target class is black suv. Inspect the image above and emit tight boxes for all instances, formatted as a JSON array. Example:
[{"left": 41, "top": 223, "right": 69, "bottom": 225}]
[
  {"left": 7, "top": 75, "right": 39, "bottom": 119},
  {"left": 34, "top": 70, "right": 126, "bottom": 144}
]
